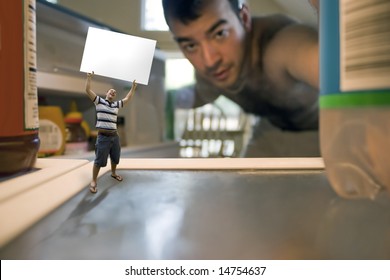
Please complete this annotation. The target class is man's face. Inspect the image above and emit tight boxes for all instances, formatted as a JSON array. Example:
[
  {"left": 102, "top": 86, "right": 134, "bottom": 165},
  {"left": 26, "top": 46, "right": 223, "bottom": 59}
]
[
  {"left": 106, "top": 89, "right": 116, "bottom": 101},
  {"left": 168, "top": 0, "right": 249, "bottom": 90}
]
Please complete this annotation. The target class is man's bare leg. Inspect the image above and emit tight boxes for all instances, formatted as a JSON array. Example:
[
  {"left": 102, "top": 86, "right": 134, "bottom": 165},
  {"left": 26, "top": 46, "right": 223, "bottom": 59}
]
[
  {"left": 90, "top": 164, "right": 100, "bottom": 193},
  {"left": 110, "top": 162, "right": 123, "bottom": 181}
]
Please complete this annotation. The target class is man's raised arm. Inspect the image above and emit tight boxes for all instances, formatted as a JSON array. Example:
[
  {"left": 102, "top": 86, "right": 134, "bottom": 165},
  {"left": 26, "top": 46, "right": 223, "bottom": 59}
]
[
  {"left": 85, "top": 72, "right": 97, "bottom": 101},
  {"left": 122, "top": 80, "right": 138, "bottom": 106}
]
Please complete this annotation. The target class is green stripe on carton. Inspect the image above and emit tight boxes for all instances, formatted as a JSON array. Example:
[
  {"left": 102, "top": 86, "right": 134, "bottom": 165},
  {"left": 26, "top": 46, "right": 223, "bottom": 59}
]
[{"left": 320, "top": 91, "right": 390, "bottom": 108}]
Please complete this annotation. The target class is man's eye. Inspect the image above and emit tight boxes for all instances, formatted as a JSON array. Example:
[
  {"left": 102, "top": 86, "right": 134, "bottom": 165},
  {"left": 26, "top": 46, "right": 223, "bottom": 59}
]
[
  {"left": 215, "top": 29, "right": 229, "bottom": 40},
  {"left": 182, "top": 43, "right": 197, "bottom": 53}
]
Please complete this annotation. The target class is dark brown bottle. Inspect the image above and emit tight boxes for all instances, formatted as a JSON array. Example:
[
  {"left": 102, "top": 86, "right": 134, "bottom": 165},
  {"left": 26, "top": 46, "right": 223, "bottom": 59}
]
[{"left": 0, "top": 0, "right": 40, "bottom": 175}]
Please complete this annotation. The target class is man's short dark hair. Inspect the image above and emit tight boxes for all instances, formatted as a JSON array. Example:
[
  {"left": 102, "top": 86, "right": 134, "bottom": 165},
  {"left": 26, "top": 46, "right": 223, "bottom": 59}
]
[{"left": 162, "top": 0, "right": 241, "bottom": 26}]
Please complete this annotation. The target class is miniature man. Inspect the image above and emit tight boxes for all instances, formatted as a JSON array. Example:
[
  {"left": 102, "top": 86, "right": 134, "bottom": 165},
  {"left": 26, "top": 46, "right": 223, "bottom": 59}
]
[
  {"left": 162, "top": 0, "right": 320, "bottom": 156},
  {"left": 85, "top": 72, "right": 137, "bottom": 193}
]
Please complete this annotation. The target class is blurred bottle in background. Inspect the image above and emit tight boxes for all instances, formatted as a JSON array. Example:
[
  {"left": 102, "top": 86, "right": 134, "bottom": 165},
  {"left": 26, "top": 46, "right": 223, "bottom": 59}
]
[
  {"left": 320, "top": 0, "right": 390, "bottom": 199},
  {"left": 38, "top": 106, "right": 66, "bottom": 157},
  {"left": 0, "top": 0, "right": 40, "bottom": 175},
  {"left": 64, "top": 101, "right": 89, "bottom": 155}
]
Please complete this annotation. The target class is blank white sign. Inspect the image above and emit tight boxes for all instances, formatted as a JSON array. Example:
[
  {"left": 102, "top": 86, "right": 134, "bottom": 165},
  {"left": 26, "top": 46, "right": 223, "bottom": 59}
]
[{"left": 80, "top": 27, "right": 157, "bottom": 85}]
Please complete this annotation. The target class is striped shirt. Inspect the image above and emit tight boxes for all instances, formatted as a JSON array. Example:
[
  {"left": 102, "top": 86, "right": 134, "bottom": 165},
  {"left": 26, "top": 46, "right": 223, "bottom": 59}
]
[{"left": 93, "top": 96, "right": 123, "bottom": 131}]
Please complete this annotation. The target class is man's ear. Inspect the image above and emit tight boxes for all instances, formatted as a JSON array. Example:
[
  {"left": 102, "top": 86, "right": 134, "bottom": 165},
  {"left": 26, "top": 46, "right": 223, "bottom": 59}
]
[{"left": 239, "top": 4, "right": 251, "bottom": 31}]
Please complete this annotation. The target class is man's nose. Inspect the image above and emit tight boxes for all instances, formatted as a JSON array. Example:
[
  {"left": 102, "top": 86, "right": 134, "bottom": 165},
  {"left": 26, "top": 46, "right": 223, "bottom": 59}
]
[{"left": 201, "top": 43, "right": 221, "bottom": 68}]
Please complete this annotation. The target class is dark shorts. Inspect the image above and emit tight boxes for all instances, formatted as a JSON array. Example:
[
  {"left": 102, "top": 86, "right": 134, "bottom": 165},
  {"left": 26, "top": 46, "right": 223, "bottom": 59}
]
[{"left": 94, "top": 132, "right": 121, "bottom": 167}]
